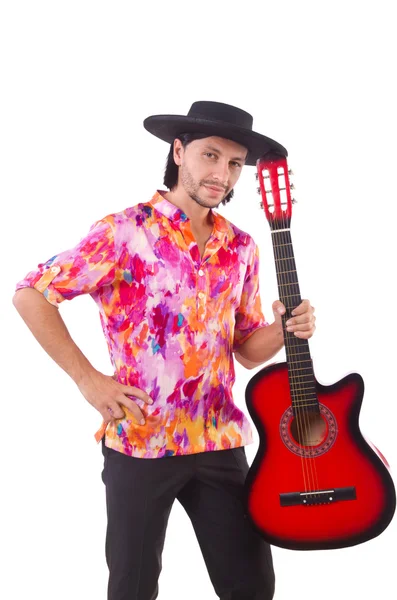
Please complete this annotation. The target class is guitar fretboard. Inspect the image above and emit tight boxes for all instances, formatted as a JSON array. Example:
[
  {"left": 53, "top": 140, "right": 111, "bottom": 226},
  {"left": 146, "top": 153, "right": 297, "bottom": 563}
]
[{"left": 271, "top": 228, "right": 318, "bottom": 413}]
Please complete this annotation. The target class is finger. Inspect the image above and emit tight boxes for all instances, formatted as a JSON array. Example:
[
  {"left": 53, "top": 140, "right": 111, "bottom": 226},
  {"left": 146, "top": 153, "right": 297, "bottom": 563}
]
[
  {"left": 291, "top": 321, "right": 313, "bottom": 332},
  {"left": 293, "top": 322, "right": 316, "bottom": 337},
  {"left": 286, "top": 313, "right": 313, "bottom": 327},
  {"left": 291, "top": 299, "right": 311, "bottom": 316},
  {"left": 120, "top": 384, "right": 153, "bottom": 405},
  {"left": 294, "top": 328, "right": 315, "bottom": 339},
  {"left": 272, "top": 300, "right": 286, "bottom": 315},
  {"left": 287, "top": 326, "right": 311, "bottom": 335},
  {"left": 115, "top": 396, "right": 146, "bottom": 425},
  {"left": 104, "top": 405, "right": 124, "bottom": 422}
]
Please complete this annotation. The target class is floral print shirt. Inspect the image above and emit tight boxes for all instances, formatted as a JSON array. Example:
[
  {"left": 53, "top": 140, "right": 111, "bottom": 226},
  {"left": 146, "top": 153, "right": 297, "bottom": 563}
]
[{"left": 15, "top": 190, "right": 269, "bottom": 458}]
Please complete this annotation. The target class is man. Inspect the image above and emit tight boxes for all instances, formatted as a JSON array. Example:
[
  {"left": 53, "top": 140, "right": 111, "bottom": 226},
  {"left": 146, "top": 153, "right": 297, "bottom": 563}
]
[{"left": 13, "top": 101, "right": 316, "bottom": 600}]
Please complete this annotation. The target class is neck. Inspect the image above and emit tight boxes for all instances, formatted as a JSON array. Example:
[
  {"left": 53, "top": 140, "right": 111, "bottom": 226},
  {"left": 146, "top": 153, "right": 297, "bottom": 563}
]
[
  {"left": 163, "top": 188, "right": 213, "bottom": 229},
  {"left": 271, "top": 227, "right": 318, "bottom": 414}
]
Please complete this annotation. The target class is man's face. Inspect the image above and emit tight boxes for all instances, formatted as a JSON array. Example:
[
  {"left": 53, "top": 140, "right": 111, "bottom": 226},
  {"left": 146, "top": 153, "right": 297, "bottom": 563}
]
[{"left": 174, "top": 136, "right": 248, "bottom": 209}]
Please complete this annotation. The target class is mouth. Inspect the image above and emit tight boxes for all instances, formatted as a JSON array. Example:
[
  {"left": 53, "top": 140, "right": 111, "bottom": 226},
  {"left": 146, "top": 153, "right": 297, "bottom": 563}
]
[{"left": 204, "top": 185, "right": 225, "bottom": 194}]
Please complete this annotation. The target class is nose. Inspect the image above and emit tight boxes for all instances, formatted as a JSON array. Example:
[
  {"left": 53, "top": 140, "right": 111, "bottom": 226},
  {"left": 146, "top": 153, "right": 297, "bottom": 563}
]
[{"left": 211, "top": 159, "right": 229, "bottom": 187}]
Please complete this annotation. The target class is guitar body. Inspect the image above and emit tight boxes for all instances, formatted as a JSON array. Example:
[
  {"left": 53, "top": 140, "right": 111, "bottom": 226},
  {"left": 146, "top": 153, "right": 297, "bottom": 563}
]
[
  {"left": 245, "top": 153, "right": 396, "bottom": 550},
  {"left": 245, "top": 362, "right": 396, "bottom": 550}
]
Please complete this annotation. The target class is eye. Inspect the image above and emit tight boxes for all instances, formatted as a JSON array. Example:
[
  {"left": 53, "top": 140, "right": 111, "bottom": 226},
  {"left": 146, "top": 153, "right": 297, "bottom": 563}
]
[
  {"left": 204, "top": 152, "right": 216, "bottom": 159},
  {"left": 231, "top": 161, "right": 242, "bottom": 168}
]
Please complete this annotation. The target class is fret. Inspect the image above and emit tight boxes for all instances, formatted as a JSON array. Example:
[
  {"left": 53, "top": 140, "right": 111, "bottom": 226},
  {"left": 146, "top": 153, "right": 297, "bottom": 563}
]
[
  {"left": 273, "top": 242, "right": 293, "bottom": 247},
  {"left": 278, "top": 286, "right": 299, "bottom": 290},
  {"left": 276, "top": 268, "right": 298, "bottom": 274},
  {"left": 282, "top": 305, "right": 303, "bottom": 311},
  {"left": 292, "top": 392, "right": 318, "bottom": 398},
  {"left": 288, "top": 370, "right": 314, "bottom": 376},
  {"left": 292, "top": 400, "right": 319, "bottom": 407},
  {"left": 291, "top": 391, "right": 317, "bottom": 399},
  {"left": 280, "top": 293, "right": 303, "bottom": 300},
  {"left": 290, "top": 385, "right": 316, "bottom": 391},
  {"left": 275, "top": 257, "right": 295, "bottom": 262},
  {"left": 288, "top": 361, "right": 313, "bottom": 367},
  {"left": 287, "top": 359, "right": 312, "bottom": 364}
]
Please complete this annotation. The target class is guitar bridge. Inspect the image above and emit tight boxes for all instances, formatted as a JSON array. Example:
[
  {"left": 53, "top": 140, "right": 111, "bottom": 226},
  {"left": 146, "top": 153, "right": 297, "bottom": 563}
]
[{"left": 280, "top": 487, "right": 356, "bottom": 507}]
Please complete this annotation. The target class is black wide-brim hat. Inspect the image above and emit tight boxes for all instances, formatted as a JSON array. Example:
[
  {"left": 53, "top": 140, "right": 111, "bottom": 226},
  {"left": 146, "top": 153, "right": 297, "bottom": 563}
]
[{"left": 143, "top": 101, "right": 287, "bottom": 166}]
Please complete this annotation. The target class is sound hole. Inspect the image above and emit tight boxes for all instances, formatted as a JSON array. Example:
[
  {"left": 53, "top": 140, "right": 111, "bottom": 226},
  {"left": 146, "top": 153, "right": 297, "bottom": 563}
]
[{"left": 290, "top": 412, "right": 327, "bottom": 447}]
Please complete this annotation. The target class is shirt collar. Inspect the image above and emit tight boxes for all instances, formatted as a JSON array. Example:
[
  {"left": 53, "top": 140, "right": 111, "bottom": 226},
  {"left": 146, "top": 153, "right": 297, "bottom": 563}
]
[{"left": 149, "top": 190, "right": 230, "bottom": 236}]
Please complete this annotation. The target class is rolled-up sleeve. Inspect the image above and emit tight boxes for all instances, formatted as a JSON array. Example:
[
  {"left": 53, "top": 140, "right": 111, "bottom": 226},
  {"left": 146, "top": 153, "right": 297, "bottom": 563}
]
[
  {"left": 15, "top": 217, "right": 117, "bottom": 308},
  {"left": 232, "top": 241, "right": 269, "bottom": 351}
]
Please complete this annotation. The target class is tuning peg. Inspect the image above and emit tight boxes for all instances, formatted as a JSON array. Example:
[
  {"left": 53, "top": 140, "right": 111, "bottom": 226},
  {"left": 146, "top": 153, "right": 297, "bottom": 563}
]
[
  {"left": 292, "top": 198, "right": 298, "bottom": 204},
  {"left": 288, "top": 169, "right": 294, "bottom": 176},
  {"left": 290, "top": 183, "right": 295, "bottom": 190},
  {"left": 257, "top": 187, "right": 261, "bottom": 194},
  {"left": 259, "top": 202, "right": 263, "bottom": 209},
  {"left": 255, "top": 172, "right": 259, "bottom": 180}
]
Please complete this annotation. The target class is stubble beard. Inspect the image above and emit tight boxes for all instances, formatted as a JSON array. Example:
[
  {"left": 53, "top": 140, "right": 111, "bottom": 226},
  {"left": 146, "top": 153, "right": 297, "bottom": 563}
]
[{"left": 180, "top": 164, "right": 227, "bottom": 209}]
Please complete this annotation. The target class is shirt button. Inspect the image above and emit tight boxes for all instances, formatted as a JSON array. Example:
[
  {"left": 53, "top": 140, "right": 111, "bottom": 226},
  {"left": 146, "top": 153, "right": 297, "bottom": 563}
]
[
  {"left": 198, "top": 292, "right": 205, "bottom": 299},
  {"left": 198, "top": 269, "right": 204, "bottom": 276},
  {"left": 50, "top": 266, "right": 59, "bottom": 273}
]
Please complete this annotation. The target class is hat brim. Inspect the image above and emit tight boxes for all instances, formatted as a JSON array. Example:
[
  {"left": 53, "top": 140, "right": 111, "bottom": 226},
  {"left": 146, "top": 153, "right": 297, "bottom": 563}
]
[{"left": 143, "top": 115, "right": 287, "bottom": 166}]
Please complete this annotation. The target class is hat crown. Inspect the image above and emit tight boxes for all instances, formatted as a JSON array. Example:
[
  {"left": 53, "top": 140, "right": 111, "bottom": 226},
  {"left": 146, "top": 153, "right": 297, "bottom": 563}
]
[{"left": 187, "top": 101, "right": 253, "bottom": 131}]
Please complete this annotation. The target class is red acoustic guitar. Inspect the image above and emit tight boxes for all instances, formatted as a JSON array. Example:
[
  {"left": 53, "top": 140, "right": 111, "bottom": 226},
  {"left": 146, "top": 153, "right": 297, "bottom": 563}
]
[{"left": 244, "top": 153, "right": 396, "bottom": 550}]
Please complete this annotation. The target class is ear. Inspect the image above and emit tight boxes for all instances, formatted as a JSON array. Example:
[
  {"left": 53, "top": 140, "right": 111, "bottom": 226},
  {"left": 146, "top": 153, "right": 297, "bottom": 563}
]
[{"left": 173, "top": 138, "right": 183, "bottom": 166}]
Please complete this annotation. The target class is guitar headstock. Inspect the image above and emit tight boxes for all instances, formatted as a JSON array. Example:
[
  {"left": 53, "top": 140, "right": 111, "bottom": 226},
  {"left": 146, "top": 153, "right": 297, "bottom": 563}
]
[{"left": 256, "top": 153, "right": 296, "bottom": 231}]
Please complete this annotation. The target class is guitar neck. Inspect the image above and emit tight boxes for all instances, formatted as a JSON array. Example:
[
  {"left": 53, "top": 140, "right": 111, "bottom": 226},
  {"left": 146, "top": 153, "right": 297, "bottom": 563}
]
[{"left": 271, "top": 228, "right": 317, "bottom": 412}]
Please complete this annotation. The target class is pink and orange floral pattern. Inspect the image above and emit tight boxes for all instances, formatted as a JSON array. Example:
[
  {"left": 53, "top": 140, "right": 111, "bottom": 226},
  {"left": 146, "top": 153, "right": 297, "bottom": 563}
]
[{"left": 15, "top": 191, "right": 268, "bottom": 458}]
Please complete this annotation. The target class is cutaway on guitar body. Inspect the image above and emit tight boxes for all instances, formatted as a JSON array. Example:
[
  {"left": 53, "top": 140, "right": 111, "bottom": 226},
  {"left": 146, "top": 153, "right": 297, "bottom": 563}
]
[{"left": 245, "top": 362, "right": 396, "bottom": 550}]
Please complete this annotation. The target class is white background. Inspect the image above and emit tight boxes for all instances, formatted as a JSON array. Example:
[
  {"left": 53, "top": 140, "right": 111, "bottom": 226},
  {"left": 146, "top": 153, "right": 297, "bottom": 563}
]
[{"left": 1, "top": 1, "right": 396, "bottom": 598}]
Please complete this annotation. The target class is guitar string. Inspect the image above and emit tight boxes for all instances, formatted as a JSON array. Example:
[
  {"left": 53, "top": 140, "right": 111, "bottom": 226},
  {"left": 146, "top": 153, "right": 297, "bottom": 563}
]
[
  {"left": 272, "top": 163, "right": 320, "bottom": 496},
  {"left": 278, "top": 213, "right": 318, "bottom": 496},
  {"left": 279, "top": 165, "right": 320, "bottom": 497},
  {"left": 270, "top": 172, "right": 316, "bottom": 496},
  {"left": 272, "top": 223, "right": 310, "bottom": 494},
  {"left": 276, "top": 221, "right": 316, "bottom": 495}
]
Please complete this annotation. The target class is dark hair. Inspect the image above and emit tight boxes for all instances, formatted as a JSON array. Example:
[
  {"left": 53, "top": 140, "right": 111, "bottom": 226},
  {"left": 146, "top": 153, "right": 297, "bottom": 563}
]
[{"left": 163, "top": 132, "right": 234, "bottom": 205}]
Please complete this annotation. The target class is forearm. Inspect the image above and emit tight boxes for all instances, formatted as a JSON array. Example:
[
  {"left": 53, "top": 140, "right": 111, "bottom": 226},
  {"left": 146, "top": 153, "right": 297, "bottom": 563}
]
[
  {"left": 235, "top": 321, "right": 284, "bottom": 364},
  {"left": 12, "top": 287, "right": 97, "bottom": 385}
]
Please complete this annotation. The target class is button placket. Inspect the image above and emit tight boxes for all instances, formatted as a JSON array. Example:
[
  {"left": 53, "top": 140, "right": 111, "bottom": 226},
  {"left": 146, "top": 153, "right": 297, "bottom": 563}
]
[{"left": 196, "top": 264, "right": 207, "bottom": 321}]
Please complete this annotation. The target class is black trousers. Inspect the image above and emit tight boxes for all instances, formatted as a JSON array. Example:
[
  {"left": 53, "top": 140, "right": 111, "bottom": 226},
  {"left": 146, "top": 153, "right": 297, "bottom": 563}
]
[{"left": 101, "top": 439, "right": 275, "bottom": 600}]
